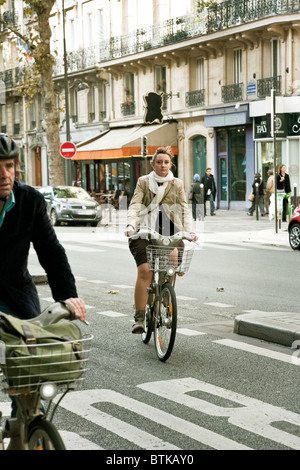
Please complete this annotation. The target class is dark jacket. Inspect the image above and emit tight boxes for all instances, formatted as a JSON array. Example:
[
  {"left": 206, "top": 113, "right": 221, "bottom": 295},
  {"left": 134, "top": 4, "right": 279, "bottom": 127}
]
[
  {"left": 277, "top": 172, "right": 291, "bottom": 193},
  {"left": 0, "top": 182, "right": 77, "bottom": 319},
  {"left": 252, "top": 177, "right": 264, "bottom": 195},
  {"left": 200, "top": 173, "right": 216, "bottom": 200}
]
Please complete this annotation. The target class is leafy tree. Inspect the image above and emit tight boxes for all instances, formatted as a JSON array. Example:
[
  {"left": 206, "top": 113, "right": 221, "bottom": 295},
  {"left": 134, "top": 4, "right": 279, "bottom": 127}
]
[{"left": 0, "top": 0, "right": 65, "bottom": 185}]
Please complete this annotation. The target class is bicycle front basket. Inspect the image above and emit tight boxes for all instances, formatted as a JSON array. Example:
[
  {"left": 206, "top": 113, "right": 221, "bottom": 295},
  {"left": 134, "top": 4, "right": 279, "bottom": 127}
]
[{"left": 146, "top": 245, "right": 194, "bottom": 274}]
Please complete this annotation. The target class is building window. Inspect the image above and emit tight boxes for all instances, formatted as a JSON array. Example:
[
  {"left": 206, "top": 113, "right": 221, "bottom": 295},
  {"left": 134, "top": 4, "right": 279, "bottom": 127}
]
[
  {"left": 270, "top": 38, "right": 280, "bottom": 77},
  {"left": 14, "top": 101, "right": 20, "bottom": 135},
  {"left": 1, "top": 104, "right": 6, "bottom": 133},
  {"left": 155, "top": 65, "right": 167, "bottom": 109},
  {"left": 196, "top": 58, "right": 204, "bottom": 90},
  {"left": 234, "top": 48, "right": 242, "bottom": 84},
  {"left": 122, "top": 72, "right": 135, "bottom": 115}
]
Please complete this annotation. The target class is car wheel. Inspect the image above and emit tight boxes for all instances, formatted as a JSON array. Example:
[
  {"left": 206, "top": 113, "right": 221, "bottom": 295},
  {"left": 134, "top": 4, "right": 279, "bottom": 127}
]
[
  {"left": 289, "top": 222, "right": 300, "bottom": 250},
  {"left": 50, "top": 209, "right": 60, "bottom": 226}
]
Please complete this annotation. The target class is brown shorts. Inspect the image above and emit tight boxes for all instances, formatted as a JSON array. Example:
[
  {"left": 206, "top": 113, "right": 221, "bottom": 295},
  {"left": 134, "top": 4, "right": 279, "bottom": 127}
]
[{"left": 128, "top": 238, "right": 151, "bottom": 267}]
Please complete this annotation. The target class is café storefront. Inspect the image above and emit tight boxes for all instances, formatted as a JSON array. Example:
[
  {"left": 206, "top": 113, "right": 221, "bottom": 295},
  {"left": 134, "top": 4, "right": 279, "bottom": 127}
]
[{"left": 71, "top": 122, "right": 178, "bottom": 200}]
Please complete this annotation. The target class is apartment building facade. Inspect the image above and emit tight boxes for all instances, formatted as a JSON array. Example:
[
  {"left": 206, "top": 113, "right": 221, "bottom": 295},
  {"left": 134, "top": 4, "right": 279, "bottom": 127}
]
[{"left": 1, "top": 0, "right": 300, "bottom": 209}]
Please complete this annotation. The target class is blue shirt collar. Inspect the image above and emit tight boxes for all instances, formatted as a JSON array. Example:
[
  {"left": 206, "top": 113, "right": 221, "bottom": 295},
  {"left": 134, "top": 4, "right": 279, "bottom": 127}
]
[{"left": 0, "top": 190, "right": 15, "bottom": 227}]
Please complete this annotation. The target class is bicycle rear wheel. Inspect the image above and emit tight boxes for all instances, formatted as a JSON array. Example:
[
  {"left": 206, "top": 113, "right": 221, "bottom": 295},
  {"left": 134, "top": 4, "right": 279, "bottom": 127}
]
[
  {"left": 153, "top": 282, "right": 177, "bottom": 362},
  {"left": 28, "top": 416, "right": 66, "bottom": 450}
]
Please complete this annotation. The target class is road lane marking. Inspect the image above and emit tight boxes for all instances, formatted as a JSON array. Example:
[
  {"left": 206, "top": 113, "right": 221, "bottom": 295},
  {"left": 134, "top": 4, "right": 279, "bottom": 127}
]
[
  {"left": 57, "top": 389, "right": 250, "bottom": 450},
  {"left": 214, "top": 338, "right": 297, "bottom": 365},
  {"left": 177, "top": 328, "right": 206, "bottom": 336},
  {"left": 97, "top": 311, "right": 127, "bottom": 317},
  {"left": 205, "top": 302, "right": 234, "bottom": 308},
  {"left": 139, "top": 377, "right": 300, "bottom": 450}
]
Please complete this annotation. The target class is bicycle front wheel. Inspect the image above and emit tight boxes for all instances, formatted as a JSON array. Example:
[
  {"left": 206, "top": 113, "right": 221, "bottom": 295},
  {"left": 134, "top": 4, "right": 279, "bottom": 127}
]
[
  {"left": 154, "top": 282, "right": 177, "bottom": 362},
  {"left": 28, "top": 417, "right": 66, "bottom": 450}
]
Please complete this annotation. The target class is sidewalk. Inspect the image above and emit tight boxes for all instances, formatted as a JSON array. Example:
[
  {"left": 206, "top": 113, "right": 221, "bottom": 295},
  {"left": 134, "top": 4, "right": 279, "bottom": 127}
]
[{"left": 31, "top": 208, "right": 299, "bottom": 349}]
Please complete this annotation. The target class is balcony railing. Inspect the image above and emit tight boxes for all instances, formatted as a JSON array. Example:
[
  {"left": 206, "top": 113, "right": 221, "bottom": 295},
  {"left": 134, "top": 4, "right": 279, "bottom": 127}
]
[
  {"left": 257, "top": 75, "right": 281, "bottom": 98},
  {"left": 222, "top": 83, "right": 243, "bottom": 102},
  {"left": 186, "top": 89, "right": 205, "bottom": 107},
  {"left": 121, "top": 102, "right": 135, "bottom": 116},
  {"left": 49, "top": 0, "right": 300, "bottom": 76}
]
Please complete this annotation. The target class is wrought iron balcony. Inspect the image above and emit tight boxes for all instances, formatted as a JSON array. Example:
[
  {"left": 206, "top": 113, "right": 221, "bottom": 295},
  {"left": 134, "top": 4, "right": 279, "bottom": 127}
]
[
  {"left": 257, "top": 76, "right": 281, "bottom": 98},
  {"left": 186, "top": 90, "right": 205, "bottom": 107},
  {"left": 121, "top": 102, "right": 135, "bottom": 116},
  {"left": 51, "top": 0, "right": 300, "bottom": 76},
  {"left": 222, "top": 83, "right": 243, "bottom": 102}
]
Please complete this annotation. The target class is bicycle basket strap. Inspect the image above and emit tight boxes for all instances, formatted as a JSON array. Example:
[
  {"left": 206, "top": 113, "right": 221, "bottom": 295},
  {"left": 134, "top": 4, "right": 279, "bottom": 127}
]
[{"left": 0, "top": 313, "right": 83, "bottom": 387}]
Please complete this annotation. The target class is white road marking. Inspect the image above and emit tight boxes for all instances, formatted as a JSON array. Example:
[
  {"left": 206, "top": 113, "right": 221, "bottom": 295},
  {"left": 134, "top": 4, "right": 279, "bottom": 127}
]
[
  {"left": 97, "top": 311, "right": 127, "bottom": 317},
  {"left": 177, "top": 295, "right": 197, "bottom": 301},
  {"left": 204, "top": 302, "right": 234, "bottom": 308},
  {"left": 214, "top": 338, "right": 297, "bottom": 366},
  {"left": 177, "top": 328, "right": 206, "bottom": 336}
]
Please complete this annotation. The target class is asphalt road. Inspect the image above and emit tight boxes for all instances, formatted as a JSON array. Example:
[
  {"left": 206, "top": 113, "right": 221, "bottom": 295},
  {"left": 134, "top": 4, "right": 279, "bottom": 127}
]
[{"left": 1, "top": 224, "right": 299, "bottom": 454}]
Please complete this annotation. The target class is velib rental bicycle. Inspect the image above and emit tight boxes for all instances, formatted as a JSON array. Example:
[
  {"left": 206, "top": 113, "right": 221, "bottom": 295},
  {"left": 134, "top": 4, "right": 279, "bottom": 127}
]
[
  {"left": 133, "top": 228, "right": 196, "bottom": 362},
  {"left": 0, "top": 302, "right": 92, "bottom": 450}
]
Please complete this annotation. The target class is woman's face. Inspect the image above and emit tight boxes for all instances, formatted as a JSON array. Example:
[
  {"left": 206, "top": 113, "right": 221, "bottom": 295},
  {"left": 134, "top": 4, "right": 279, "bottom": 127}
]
[
  {"left": 151, "top": 153, "right": 172, "bottom": 177},
  {"left": 281, "top": 165, "right": 286, "bottom": 174}
]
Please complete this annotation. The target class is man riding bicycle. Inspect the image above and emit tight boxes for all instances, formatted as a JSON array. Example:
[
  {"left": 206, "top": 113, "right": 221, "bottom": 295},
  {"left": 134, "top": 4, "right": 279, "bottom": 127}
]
[{"left": 0, "top": 133, "right": 85, "bottom": 322}]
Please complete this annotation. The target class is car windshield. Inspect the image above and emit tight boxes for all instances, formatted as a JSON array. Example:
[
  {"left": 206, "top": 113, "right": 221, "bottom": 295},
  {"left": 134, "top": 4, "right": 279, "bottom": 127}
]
[{"left": 53, "top": 187, "right": 91, "bottom": 200}]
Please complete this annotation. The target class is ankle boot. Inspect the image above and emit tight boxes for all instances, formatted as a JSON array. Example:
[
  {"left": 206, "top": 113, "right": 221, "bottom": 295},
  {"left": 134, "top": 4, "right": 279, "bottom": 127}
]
[{"left": 132, "top": 310, "right": 145, "bottom": 334}]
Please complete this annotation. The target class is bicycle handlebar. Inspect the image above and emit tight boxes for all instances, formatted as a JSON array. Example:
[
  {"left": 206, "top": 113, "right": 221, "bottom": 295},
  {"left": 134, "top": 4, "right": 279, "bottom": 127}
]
[
  {"left": 28, "top": 301, "right": 82, "bottom": 327},
  {"left": 129, "top": 228, "right": 194, "bottom": 247}
]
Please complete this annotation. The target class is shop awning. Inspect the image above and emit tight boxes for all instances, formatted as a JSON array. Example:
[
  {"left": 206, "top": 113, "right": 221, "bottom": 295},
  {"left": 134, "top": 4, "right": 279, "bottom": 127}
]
[{"left": 72, "top": 122, "right": 178, "bottom": 161}]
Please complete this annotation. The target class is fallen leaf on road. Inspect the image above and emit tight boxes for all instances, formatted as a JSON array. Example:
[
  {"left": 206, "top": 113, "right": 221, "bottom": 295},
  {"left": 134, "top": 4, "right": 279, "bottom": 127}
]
[
  {"left": 216, "top": 287, "right": 224, "bottom": 292},
  {"left": 106, "top": 290, "right": 119, "bottom": 294}
]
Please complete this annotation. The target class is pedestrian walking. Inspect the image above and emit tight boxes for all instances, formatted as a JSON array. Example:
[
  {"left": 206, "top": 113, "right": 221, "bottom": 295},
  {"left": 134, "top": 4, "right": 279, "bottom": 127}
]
[
  {"left": 265, "top": 170, "right": 274, "bottom": 215},
  {"left": 200, "top": 168, "right": 216, "bottom": 216},
  {"left": 277, "top": 164, "right": 291, "bottom": 222},
  {"left": 189, "top": 173, "right": 202, "bottom": 220},
  {"left": 247, "top": 172, "right": 265, "bottom": 216}
]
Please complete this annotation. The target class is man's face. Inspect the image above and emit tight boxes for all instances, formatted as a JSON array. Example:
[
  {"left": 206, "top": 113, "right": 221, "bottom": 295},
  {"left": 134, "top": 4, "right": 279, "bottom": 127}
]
[{"left": 0, "top": 159, "right": 15, "bottom": 199}]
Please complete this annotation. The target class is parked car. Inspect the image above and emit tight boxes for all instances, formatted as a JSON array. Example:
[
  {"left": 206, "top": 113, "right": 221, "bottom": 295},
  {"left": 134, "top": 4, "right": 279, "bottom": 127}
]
[
  {"left": 288, "top": 204, "right": 300, "bottom": 250},
  {"left": 38, "top": 186, "right": 102, "bottom": 226}
]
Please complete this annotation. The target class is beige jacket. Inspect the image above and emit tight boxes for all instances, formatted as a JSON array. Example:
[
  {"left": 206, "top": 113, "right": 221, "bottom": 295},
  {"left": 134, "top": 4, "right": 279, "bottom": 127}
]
[
  {"left": 127, "top": 175, "right": 193, "bottom": 233},
  {"left": 266, "top": 175, "right": 274, "bottom": 193}
]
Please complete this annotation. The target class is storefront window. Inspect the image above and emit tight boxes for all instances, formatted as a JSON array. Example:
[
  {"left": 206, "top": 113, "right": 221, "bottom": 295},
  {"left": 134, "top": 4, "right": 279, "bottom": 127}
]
[
  {"left": 288, "top": 140, "right": 300, "bottom": 191},
  {"left": 256, "top": 140, "right": 284, "bottom": 182},
  {"left": 229, "top": 128, "right": 246, "bottom": 201}
]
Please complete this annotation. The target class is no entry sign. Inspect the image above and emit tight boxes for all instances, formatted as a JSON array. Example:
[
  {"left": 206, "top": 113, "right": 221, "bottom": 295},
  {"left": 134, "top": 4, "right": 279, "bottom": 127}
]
[{"left": 60, "top": 141, "right": 77, "bottom": 159}]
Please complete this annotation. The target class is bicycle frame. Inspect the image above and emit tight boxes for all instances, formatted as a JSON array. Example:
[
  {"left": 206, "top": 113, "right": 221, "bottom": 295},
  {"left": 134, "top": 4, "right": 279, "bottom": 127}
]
[{"left": 0, "top": 302, "right": 92, "bottom": 450}]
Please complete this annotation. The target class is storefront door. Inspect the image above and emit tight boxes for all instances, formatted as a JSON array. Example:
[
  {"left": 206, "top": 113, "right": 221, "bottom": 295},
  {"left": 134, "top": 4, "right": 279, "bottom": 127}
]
[{"left": 193, "top": 136, "right": 207, "bottom": 179}]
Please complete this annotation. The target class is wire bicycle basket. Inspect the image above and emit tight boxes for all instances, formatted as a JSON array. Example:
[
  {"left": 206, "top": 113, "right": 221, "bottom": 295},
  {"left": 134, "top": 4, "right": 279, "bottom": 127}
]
[
  {"left": 146, "top": 244, "right": 194, "bottom": 274},
  {"left": 0, "top": 334, "right": 93, "bottom": 395}
]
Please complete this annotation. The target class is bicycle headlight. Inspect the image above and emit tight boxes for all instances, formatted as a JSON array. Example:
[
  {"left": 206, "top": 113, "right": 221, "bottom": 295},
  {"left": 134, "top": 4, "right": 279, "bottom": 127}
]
[
  {"left": 40, "top": 382, "right": 58, "bottom": 399},
  {"left": 163, "top": 238, "right": 170, "bottom": 245},
  {"left": 167, "top": 267, "right": 175, "bottom": 276}
]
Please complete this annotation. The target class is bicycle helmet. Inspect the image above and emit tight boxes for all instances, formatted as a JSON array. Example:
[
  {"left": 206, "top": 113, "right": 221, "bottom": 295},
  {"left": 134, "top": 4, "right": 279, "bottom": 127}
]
[{"left": 0, "top": 133, "right": 19, "bottom": 160}]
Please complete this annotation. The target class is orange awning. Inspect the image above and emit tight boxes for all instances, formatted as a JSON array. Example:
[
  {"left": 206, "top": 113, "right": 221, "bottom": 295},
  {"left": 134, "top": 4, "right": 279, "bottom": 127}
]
[{"left": 72, "top": 123, "right": 178, "bottom": 161}]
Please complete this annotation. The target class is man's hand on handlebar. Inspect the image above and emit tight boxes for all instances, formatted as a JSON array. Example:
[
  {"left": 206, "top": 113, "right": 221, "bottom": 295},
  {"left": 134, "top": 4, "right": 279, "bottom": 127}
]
[{"left": 64, "top": 297, "right": 86, "bottom": 322}]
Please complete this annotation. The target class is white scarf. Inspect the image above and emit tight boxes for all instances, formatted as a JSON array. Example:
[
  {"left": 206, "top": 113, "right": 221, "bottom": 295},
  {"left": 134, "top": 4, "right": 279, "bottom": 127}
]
[{"left": 140, "top": 170, "right": 174, "bottom": 231}]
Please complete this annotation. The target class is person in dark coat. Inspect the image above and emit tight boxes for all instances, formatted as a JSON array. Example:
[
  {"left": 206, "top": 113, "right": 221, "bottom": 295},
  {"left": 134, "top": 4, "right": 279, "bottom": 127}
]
[
  {"left": 200, "top": 168, "right": 216, "bottom": 216},
  {"left": 277, "top": 164, "right": 291, "bottom": 222},
  {"left": 0, "top": 133, "right": 85, "bottom": 321},
  {"left": 190, "top": 173, "right": 203, "bottom": 220},
  {"left": 247, "top": 172, "right": 265, "bottom": 216}
]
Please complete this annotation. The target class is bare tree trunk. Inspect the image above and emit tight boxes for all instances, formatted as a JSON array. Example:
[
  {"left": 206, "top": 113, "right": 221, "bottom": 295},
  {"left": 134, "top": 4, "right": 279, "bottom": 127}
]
[{"left": 33, "top": 1, "right": 65, "bottom": 185}]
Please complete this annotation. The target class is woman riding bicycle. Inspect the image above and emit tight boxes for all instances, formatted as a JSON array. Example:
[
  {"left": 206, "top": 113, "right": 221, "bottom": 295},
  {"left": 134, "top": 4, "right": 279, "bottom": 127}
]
[{"left": 124, "top": 146, "right": 197, "bottom": 334}]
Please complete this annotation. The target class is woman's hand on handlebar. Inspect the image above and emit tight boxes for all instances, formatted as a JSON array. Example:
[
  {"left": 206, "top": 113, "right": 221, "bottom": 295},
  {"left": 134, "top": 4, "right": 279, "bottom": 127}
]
[
  {"left": 64, "top": 297, "right": 86, "bottom": 322},
  {"left": 124, "top": 225, "right": 136, "bottom": 237}
]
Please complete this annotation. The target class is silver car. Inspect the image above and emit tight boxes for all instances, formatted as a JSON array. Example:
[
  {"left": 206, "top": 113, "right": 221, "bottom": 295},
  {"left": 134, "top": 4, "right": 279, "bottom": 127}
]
[{"left": 38, "top": 186, "right": 102, "bottom": 226}]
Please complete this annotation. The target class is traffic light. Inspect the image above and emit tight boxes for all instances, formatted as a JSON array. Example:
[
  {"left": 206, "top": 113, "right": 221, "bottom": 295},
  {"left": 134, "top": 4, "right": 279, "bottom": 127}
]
[
  {"left": 141, "top": 136, "right": 148, "bottom": 158},
  {"left": 143, "top": 91, "right": 164, "bottom": 124}
]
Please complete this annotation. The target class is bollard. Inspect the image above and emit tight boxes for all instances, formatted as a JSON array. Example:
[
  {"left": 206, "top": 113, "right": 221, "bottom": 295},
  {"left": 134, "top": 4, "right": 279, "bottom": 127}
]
[
  {"left": 255, "top": 182, "right": 259, "bottom": 220},
  {"left": 293, "top": 183, "right": 297, "bottom": 212},
  {"left": 200, "top": 183, "right": 205, "bottom": 219}
]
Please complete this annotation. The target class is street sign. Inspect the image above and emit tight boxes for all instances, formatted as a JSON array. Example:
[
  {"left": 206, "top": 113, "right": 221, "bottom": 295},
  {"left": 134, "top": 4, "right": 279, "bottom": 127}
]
[{"left": 60, "top": 141, "right": 77, "bottom": 159}]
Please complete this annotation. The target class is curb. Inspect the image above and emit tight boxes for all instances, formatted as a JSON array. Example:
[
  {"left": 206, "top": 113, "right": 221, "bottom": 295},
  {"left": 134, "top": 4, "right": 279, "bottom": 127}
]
[{"left": 234, "top": 312, "right": 300, "bottom": 347}]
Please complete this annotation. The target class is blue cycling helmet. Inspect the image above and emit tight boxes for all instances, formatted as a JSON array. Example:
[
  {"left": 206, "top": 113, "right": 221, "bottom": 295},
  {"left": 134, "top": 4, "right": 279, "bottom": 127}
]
[{"left": 193, "top": 173, "right": 200, "bottom": 182}]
